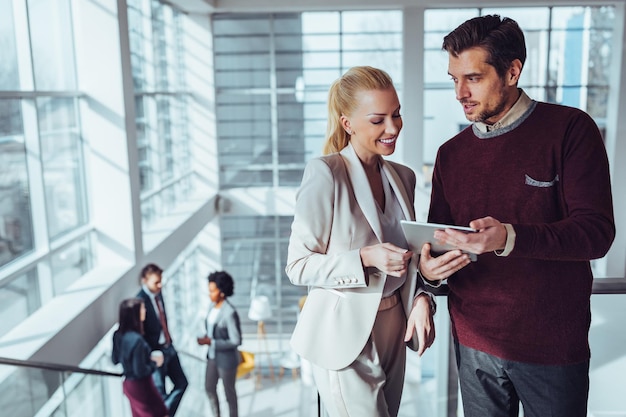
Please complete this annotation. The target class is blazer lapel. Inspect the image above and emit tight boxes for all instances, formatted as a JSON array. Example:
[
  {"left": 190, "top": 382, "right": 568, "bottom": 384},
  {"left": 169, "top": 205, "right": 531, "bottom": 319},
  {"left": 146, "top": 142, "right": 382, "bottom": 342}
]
[
  {"left": 382, "top": 161, "right": 415, "bottom": 221},
  {"left": 340, "top": 143, "right": 383, "bottom": 242}
]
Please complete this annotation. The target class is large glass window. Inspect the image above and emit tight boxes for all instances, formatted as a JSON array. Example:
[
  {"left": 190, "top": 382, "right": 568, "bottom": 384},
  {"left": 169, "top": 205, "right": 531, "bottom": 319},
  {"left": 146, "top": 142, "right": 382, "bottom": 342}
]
[
  {"left": 0, "top": 0, "right": 21, "bottom": 90},
  {"left": 0, "top": 100, "right": 34, "bottom": 268},
  {"left": 38, "top": 97, "right": 87, "bottom": 239},
  {"left": 0, "top": 269, "right": 39, "bottom": 337},
  {"left": 0, "top": 0, "right": 89, "bottom": 331},
  {"left": 27, "top": 0, "right": 77, "bottom": 90},
  {"left": 213, "top": 11, "right": 403, "bottom": 188},
  {"left": 128, "top": 0, "right": 195, "bottom": 230}
]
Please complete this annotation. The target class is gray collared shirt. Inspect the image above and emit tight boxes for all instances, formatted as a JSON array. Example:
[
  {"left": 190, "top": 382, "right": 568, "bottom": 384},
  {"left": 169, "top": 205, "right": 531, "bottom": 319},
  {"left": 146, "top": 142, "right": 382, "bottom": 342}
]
[{"left": 474, "top": 89, "right": 533, "bottom": 133}]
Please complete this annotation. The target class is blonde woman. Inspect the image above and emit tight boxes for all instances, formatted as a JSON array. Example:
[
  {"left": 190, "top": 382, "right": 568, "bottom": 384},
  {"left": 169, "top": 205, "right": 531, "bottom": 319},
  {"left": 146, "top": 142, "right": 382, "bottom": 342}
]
[{"left": 285, "top": 66, "right": 436, "bottom": 417}]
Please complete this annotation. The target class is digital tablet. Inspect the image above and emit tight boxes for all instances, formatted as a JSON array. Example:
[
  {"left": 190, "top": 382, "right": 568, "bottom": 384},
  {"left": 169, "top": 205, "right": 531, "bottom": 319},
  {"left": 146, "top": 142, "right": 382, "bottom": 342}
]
[{"left": 400, "top": 220, "right": 478, "bottom": 261}]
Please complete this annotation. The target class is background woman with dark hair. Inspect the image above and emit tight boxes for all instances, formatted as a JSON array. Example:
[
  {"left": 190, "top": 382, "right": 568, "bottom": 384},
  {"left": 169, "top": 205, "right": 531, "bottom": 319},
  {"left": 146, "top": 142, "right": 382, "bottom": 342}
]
[
  {"left": 112, "top": 298, "right": 168, "bottom": 417},
  {"left": 197, "top": 271, "right": 242, "bottom": 417}
]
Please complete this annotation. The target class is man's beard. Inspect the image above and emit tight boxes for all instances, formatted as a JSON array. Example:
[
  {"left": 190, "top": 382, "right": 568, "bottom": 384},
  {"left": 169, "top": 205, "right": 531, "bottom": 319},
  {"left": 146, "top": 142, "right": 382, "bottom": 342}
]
[{"left": 467, "top": 84, "right": 509, "bottom": 123}]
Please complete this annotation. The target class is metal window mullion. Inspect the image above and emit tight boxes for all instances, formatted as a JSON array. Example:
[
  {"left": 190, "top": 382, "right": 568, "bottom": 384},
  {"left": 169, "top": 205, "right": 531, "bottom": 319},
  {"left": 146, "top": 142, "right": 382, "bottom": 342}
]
[
  {"left": 22, "top": 99, "right": 54, "bottom": 303},
  {"left": 269, "top": 15, "right": 279, "bottom": 189}
]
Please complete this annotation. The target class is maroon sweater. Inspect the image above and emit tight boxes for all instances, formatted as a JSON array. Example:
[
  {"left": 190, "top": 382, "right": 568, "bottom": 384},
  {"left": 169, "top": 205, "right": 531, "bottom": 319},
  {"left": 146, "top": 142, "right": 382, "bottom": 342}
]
[{"left": 429, "top": 101, "right": 615, "bottom": 365}]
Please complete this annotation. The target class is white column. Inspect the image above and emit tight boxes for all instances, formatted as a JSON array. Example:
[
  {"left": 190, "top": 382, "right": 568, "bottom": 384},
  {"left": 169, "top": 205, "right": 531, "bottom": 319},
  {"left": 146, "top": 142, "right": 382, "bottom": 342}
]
[{"left": 603, "top": 3, "right": 626, "bottom": 278}]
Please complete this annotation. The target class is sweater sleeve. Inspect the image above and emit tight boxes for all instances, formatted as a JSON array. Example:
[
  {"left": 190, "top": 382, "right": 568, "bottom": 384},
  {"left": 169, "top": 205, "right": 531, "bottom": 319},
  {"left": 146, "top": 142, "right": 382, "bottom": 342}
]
[{"left": 511, "top": 110, "right": 615, "bottom": 261}]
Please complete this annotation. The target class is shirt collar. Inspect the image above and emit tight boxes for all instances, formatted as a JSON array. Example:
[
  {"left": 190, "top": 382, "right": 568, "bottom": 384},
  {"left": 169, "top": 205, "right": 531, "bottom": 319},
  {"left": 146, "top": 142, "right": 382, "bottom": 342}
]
[
  {"left": 475, "top": 89, "right": 532, "bottom": 133},
  {"left": 142, "top": 284, "right": 159, "bottom": 301}
]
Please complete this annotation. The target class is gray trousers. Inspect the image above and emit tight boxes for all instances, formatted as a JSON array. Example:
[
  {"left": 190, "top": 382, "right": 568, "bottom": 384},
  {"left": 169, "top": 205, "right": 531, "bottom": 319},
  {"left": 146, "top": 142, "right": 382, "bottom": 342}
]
[
  {"left": 205, "top": 359, "right": 238, "bottom": 417},
  {"left": 312, "top": 299, "right": 407, "bottom": 417},
  {"left": 455, "top": 341, "right": 589, "bottom": 417}
]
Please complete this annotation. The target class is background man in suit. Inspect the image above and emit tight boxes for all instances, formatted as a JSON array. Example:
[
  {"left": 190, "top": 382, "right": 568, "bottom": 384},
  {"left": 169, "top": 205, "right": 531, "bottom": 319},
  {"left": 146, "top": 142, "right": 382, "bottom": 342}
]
[{"left": 137, "top": 263, "right": 188, "bottom": 416}]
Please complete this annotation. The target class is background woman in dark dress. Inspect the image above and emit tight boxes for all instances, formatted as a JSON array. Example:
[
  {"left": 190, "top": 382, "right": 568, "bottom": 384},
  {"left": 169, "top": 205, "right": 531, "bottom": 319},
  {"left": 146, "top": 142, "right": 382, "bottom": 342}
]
[{"left": 113, "top": 298, "right": 169, "bottom": 417}]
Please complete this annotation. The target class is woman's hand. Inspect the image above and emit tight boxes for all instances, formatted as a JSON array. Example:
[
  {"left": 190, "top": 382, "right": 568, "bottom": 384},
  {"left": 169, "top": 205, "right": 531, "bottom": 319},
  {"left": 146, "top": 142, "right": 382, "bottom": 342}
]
[
  {"left": 419, "top": 243, "right": 470, "bottom": 283},
  {"left": 197, "top": 336, "right": 212, "bottom": 346},
  {"left": 404, "top": 294, "right": 435, "bottom": 355},
  {"left": 360, "top": 243, "right": 413, "bottom": 277}
]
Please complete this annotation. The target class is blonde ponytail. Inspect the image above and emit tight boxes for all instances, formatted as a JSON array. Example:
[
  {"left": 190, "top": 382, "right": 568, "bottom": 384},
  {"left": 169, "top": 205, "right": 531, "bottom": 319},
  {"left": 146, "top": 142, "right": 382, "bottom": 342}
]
[{"left": 322, "top": 66, "right": 395, "bottom": 155}]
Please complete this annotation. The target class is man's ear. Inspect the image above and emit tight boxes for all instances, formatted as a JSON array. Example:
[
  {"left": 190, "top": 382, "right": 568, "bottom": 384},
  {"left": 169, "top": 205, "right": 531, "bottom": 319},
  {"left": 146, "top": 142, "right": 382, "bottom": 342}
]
[{"left": 507, "top": 59, "right": 523, "bottom": 86}]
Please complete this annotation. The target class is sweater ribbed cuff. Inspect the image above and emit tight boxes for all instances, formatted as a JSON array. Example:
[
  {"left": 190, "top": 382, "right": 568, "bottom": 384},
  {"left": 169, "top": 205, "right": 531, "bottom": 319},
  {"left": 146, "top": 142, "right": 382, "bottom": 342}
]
[{"left": 494, "top": 223, "right": 516, "bottom": 257}]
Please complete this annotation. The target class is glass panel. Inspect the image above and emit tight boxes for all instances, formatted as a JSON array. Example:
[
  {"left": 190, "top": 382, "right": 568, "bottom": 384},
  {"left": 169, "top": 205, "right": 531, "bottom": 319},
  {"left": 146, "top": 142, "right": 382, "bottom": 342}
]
[
  {"left": 0, "top": 363, "right": 119, "bottom": 417},
  {"left": 482, "top": 7, "right": 549, "bottom": 29},
  {"left": 275, "top": 34, "right": 303, "bottom": 53},
  {"left": 220, "top": 170, "right": 273, "bottom": 189},
  {"left": 28, "top": 0, "right": 77, "bottom": 90},
  {"left": 37, "top": 97, "right": 87, "bottom": 239},
  {"left": 220, "top": 216, "right": 305, "bottom": 335},
  {"left": 423, "top": 89, "right": 466, "bottom": 165},
  {"left": 50, "top": 234, "right": 94, "bottom": 295},
  {"left": 129, "top": 2, "right": 195, "bottom": 231},
  {"left": 215, "top": 69, "right": 270, "bottom": 89},
  {"left": 424, "top": 9, "right": 478, "bottom": 31},
  {"left": 302, "top": 35, "right": 340, "bottom": 51},
  {"left": 0, "top": 366, "right": 64, "bottom": 416},
  {"left": 301, "top": 12, "right": 339, "bottom": 33},
  {"left": 342, "top": 34, "right": 402, "bottom": 51},
  {"left": 214, "top": 36, "right": 270, "bottom": 54},
  {"left": 519, "top": 29, "right": 549, "bottom": 87},
  {"left": 0, "top": 269, "right": 40, "bottom": 337},
  {"left": 128, "top": 0, "right": 151, "bottom": 92},
  {"left": 212, "top": 16, "right": 271, "bottom": 35},
  {"left": 552, "top": 7, "right": 587, "bottom": 29},
  {"left": 341, "top": 11, "right": 402, "bottom": 33},
  {"left": 0, "top": 0, "right": 20, "bottom": 90},
  {"left": 424, "top": 49, "right": 451, "bottom": 85},
  {"left": 278, "top": 170, "right": 304, "bottom": 187},
  {"left": 0, "top": 99, "right": 34, "bottom": 267}
]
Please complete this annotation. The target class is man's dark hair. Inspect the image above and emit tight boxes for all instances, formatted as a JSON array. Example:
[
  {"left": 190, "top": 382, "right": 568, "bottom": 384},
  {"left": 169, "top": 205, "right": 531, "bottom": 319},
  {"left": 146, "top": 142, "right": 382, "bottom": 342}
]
[
  {"left": 442, "top": 14, "right": 526, "bottom": 79},
  {"left": 140, "top": 263, "right": 163, "bottom": 280},
  {"left": 208, "top": 270, "right": 235, "bottom": 297}
]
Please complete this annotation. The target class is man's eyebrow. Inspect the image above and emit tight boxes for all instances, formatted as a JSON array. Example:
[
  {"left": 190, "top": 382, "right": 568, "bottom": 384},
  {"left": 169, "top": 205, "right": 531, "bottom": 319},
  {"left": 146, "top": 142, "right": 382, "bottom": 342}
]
[{"left": 448, "top": 71, "right": 483, "bottom": 78}]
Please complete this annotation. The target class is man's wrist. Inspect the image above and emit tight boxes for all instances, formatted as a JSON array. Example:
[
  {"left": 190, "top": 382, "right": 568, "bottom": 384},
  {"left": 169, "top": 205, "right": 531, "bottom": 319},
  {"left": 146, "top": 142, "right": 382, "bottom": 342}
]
[
  {"left": 494, "top": 223, "right": 516, "bottom": 257},
  {"left": 418, "top": 265, "right": 442, "bottom": 288}
]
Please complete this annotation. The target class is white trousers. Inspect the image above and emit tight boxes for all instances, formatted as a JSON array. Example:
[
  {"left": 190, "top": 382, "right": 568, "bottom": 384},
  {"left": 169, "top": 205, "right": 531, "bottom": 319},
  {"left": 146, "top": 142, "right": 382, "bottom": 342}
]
[{"left": 312, "top": 298, "right": 407, "bottom": 417}]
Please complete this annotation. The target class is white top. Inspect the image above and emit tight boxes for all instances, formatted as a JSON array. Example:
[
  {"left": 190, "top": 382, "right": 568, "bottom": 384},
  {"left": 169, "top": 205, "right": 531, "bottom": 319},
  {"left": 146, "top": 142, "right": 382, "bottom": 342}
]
[
  {"left": 378, "top": 167, "right": 408, "bottom": 297},
  {"left": 206, "top": 307, "right": 220, "bottom": 359}
]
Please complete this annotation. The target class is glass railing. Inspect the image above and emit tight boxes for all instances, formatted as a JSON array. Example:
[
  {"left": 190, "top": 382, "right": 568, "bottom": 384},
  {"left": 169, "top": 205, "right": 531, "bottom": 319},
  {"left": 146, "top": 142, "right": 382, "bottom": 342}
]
[
  {"left": 0, "top": 353, "right": 216, "bottom": 417},
  {"left": 0, "top": 356, "right": 122, "bottom": 417}
]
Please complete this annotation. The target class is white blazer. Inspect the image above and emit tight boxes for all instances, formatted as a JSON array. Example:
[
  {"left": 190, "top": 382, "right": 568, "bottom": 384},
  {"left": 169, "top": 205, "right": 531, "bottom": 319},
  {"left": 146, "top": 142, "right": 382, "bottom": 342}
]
[{"left": 285, "top": 143, "right": 423, "bottom": 371}]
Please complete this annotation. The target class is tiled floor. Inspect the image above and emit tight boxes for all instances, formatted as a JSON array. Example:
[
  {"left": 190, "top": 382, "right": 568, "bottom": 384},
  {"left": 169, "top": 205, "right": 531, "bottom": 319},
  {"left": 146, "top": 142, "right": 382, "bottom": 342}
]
[{"left": 178, "top": 349, "right": 440, "bottom": 417}]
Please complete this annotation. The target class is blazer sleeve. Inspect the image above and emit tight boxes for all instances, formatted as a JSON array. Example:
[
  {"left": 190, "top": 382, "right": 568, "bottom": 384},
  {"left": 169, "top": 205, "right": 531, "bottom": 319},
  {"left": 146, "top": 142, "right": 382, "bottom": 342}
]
[{"left": 285, "top": 157, "right": 367, "bottom": 289}]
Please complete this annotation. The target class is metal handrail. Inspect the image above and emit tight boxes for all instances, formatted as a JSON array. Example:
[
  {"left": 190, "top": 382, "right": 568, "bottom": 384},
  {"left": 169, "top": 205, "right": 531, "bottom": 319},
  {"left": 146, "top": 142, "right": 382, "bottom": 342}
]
[
  {"left": 427, "top": 277, "right": 626, "bottom": 297},
  {"left": 0, "top": 356, "right": 122, "bottom": 377}
]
